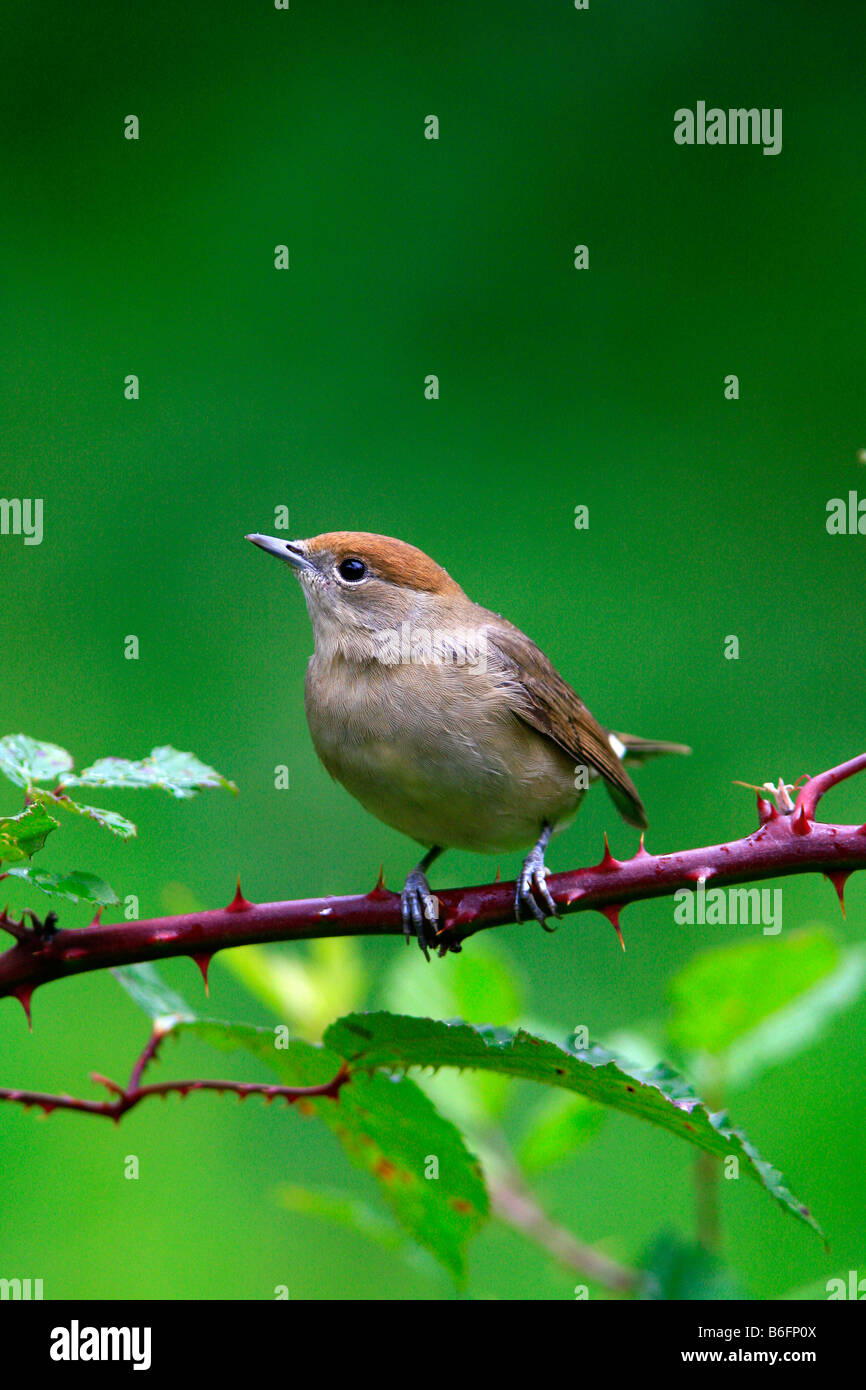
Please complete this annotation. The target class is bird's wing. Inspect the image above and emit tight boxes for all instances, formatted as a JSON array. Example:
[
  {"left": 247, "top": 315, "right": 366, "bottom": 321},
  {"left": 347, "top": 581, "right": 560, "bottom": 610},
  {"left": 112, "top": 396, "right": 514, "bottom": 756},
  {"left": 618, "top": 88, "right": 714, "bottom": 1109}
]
[{"left": 485, "top": 620, "right": 647, "bottom": 829}]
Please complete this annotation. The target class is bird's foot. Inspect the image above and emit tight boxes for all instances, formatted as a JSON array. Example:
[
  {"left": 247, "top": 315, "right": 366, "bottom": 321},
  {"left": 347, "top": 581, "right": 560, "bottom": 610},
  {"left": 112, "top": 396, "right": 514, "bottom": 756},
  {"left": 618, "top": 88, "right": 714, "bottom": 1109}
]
[
  {"left": 401, "top": 869, "right": 441, "bottom": 960},
  {"left": 515, "top": 841, "right": 560, "bottom": 931}
]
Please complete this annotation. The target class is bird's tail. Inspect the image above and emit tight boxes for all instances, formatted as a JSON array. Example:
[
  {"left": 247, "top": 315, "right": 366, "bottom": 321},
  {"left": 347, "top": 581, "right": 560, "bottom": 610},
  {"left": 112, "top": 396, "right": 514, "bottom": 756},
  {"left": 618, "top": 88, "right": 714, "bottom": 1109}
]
[{"left": 609, "top": 731, "right": 692, "bottom": 765}]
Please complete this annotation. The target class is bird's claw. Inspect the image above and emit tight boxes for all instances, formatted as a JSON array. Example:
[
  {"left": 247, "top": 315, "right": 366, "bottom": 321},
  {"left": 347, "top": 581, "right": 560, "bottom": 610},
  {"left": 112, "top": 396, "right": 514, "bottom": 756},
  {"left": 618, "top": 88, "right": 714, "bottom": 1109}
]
[
  {"left": 401, "top": 869, "right": 440, "bottom": 960},
  {"left": 515, "top": 848, "right": 560, "bottom": 930}
]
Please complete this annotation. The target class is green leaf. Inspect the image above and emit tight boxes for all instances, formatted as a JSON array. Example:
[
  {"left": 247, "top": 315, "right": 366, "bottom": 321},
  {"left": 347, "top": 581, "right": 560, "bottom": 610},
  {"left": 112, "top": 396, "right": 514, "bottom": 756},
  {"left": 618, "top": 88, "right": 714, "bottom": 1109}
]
[
  {"left": 40, "top": 793, "right": 137, "bottom": 840},
  {"left": 184, "top": 1019, "right": 489, "bottom": 1281},
  {"left": 64, "top": 746, "right": 238, "bottom": 799},
  {"left": 324, "top": 1013, "right": 822, "bottom": 1239},
  {"left": 4, "top": 866, "right": 118, "bottom": 905},
  {"left": 112, "top": 963, "right": 197, "bottom": 1022},
  {"left": 0, "top": 804, "right": 59, "bottom": 863},
  {"left": 517, "top": 1092, "right": 606, "bottom": 1173},
  {"left": 0, "top": 734, "right": 73, "bottom": 788},
  {"left": 667, "top": 928, "right": 842, "bottom": 1056}
]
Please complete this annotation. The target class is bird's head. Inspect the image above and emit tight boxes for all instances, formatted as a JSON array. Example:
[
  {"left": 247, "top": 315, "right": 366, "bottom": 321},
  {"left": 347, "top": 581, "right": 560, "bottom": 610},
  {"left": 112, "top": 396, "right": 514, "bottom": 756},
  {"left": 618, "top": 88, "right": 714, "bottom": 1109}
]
[{"left": 245, "top": 530, "right": 469, "bottom": 662}]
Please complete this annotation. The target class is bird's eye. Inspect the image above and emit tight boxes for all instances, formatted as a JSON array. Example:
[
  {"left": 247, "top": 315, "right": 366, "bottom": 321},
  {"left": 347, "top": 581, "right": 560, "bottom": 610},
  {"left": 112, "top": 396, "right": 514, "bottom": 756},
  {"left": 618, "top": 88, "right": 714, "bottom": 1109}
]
[{"left": 337, "top": 557, "right": 367, "bottom": 582}]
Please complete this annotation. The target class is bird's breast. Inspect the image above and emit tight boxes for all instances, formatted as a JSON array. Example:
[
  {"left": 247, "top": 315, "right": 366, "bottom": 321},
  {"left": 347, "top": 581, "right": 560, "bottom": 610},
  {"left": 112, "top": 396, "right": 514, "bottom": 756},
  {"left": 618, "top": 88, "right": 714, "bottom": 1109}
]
[{"left": 304, "top": 654, "right": 581, "bottom": 853}]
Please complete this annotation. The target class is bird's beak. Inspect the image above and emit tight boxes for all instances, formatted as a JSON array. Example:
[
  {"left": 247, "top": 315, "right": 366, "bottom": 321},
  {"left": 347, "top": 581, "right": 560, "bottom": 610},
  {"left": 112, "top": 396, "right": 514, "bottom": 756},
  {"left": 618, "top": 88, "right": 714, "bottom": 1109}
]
[{"left": 245, "top": 533, "right": 313, "bottom": 573}]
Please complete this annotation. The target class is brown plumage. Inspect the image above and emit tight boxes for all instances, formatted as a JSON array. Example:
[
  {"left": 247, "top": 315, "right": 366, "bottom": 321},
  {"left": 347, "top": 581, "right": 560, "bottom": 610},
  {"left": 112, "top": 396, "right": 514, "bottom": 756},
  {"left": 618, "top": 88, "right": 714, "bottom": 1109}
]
[
  {"left": 486, "top": 622, "right": 648, "bottom": 828},
  {"left": 246, "top": 527, "right": 690, "bottom": 953},
  {"left": 305, "top": 532, "right": 464, "bottom": 596}
]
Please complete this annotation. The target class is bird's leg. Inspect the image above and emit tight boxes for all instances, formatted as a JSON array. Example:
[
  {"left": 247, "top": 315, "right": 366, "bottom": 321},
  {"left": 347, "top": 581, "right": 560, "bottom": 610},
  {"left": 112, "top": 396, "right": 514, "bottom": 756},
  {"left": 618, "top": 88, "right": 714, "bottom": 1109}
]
[
  {"left": 515, "top": 823, "right": 560, "bottom": 930},
  {"left": 401, "top": 845, "right": 443, "bottom": 960}
]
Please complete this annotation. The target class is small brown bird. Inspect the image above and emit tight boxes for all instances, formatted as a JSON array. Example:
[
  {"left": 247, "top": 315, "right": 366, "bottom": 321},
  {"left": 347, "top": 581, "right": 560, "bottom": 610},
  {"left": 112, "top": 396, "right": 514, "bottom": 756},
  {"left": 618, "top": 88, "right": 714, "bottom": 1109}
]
[{"left": 246, "top": 530, "right": 689, "bottom": 956}]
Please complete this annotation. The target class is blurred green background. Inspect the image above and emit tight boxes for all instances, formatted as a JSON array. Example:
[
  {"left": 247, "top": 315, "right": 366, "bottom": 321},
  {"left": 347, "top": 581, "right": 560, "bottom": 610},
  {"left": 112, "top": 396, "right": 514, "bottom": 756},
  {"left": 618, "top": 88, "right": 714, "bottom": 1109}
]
[{"left": 1, "top": 0, "right": 865, "bottom": 1299}]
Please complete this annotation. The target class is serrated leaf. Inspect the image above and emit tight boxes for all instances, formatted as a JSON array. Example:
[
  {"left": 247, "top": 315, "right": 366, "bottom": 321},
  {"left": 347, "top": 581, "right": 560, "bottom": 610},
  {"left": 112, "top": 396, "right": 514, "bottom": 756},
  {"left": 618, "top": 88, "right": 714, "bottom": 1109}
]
[
  {"left": 184, "top": 1019, "right": 488, "bottom": 1281},
  {"left": 0, "top": 734, "right": 74, "bottom": 788},
  {"left": 0, "top": 803, "right": 59, "bottom": 863},
  {"left": 667, "top": 928, "right": 842, "bottom": 1056},
  {"left": 4, "top": 866, "right": 118, "bottom": 905},
  {"left": 44, "top": 794, "right": 137, "bottom": 840},
  {"left": 64, "top": 746, "right": 237, "bottom": 799},
  {"left": 517, "top": 1092, "right": 606, "bottom": 1173},
  {"left": 324, "top": 1013, "right": 822, "bottom": 1239}
]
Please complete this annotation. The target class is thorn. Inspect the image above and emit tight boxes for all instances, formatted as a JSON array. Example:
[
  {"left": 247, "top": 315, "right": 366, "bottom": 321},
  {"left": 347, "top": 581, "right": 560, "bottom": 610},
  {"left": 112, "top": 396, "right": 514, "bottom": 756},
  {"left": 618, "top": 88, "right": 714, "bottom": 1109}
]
[
  {"left": 494, "top": 865, "right": 501, "bottom": 882},
  {"left": 599, "top": 904, "right": 626, "bottom": 951},
  {"left": 792, "top": 804, "right": 812, "bottom": 836},
  {"left": 632, "top": 833, "right": 651, "bottom": 860},
  {"left": 90, "top": 1072, "right": 119, "bottom": 1094},
  {"left": 89, "top": 906, "right": 103, "bottom": 926},
  {"left": 824, "top": 870, "right": 851, "bottom": 918},
  {"left": 756, "top": 794, "right": 778, "bottom": 825},
  {"left": 0, "top": 911, "right": 28, "bottom": 945},
  {"left": 191, "top": 953, "right": 213, "bottom": 995},
  {"left": 0, "top": 906, "right": 24, "bottom": 941},
  {"left": 367, "top": 865, "right": 390, "bottom": 900},
  {"left": 598, "top": 833, "right": 620, "bottom": 872},
  {"left": 226, "top": 877, "right": 254, "bottom": 912},
  {"left": 13, "top": 985, "right": 33, "bottom": 1030}
]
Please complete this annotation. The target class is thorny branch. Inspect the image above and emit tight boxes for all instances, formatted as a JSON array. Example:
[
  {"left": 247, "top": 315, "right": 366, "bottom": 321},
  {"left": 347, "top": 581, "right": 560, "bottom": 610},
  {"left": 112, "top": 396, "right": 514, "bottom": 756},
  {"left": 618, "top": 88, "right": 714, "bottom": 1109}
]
[
  {"left": 3, "top": 754, "right": 863, "bottom": 1296},
  {"left": 0, "top": 1017, "right": 349, "bottom": 1119},
  {"left": 0, "top": 1016, "right": 638, "bottom": 1292},
  {"left": 1, "top": 753, "right": 864, "bottom": 1026}
]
